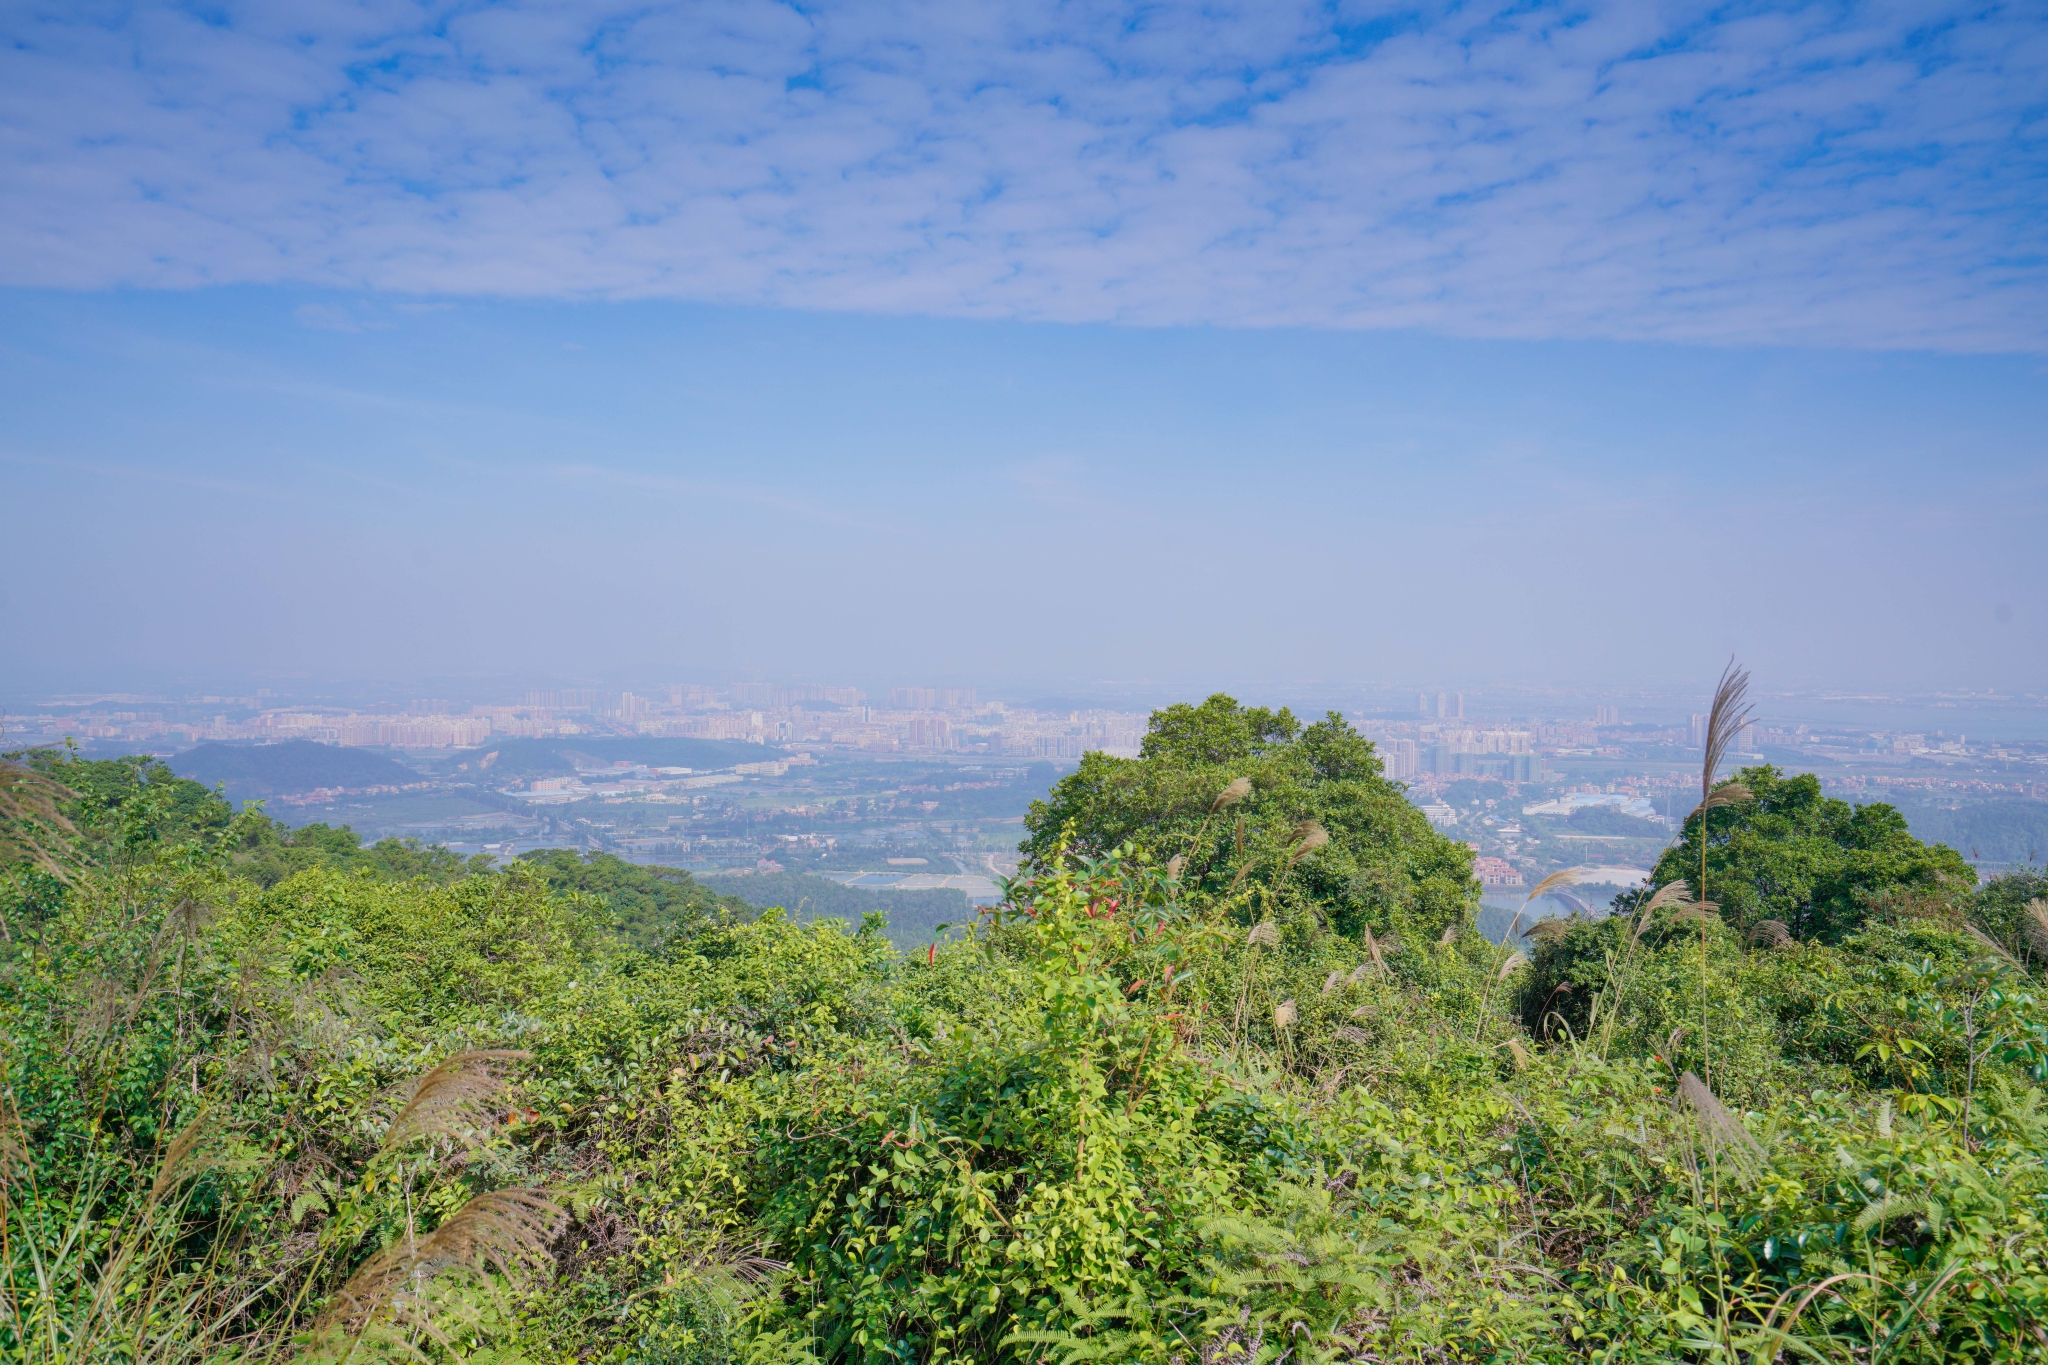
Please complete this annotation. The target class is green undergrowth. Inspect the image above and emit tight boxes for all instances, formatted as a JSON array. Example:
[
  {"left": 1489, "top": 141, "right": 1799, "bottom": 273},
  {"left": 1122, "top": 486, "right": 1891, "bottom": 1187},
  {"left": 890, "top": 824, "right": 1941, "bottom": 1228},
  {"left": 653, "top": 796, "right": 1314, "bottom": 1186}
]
[{"left": 0, "top": 718, "right": 2044, "bottom": 1363}]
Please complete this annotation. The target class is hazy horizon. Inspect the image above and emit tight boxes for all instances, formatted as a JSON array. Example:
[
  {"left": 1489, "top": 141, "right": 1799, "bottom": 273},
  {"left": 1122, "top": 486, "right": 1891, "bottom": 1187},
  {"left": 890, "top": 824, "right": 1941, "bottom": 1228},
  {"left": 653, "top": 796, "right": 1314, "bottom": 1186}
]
[{"left": 3, "top": 3, "right": 2045, "bottom": 695}]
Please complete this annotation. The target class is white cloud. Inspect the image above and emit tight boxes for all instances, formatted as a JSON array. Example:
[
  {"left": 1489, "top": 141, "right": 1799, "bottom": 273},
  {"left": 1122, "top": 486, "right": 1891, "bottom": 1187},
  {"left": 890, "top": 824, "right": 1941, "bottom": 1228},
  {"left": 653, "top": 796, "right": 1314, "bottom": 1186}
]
[{"left": 3, "top": 1, "right": 2044, "bottom": 349}]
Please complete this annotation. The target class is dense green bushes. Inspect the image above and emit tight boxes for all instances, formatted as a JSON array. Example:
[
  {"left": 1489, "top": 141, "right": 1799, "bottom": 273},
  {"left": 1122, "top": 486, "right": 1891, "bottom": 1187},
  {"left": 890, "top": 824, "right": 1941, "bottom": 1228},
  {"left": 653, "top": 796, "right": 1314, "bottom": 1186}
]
[
  {"left": 1654, "top": 767, "right": 1974, "bottom": 942},
  {"left": 1, "top": 728, "right": 2045, "bottom": 1363},
  {"left": 1024, "top": 698, "right": 1476, "bottom": 941}
]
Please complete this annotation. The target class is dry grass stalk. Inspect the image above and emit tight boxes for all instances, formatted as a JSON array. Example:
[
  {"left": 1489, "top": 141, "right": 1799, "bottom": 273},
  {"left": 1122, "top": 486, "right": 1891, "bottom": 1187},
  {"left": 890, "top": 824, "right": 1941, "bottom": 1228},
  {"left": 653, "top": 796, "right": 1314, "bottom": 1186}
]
[
  {"left": 385, "top": 1049, "right": 530, "bottom": 1152},
  {"left": 1678, "top": 1070, "right": 1764, "bottom": 1173},
  {"left": 1699, "top": 781, "right": 1752, "bottom": 812},
  {"left": 1165, "top": 854, "right": 1185, "bottom": 881},
  {"left": 1361, "top": 924, "right": 1389, "bottom": 976},
  {"left": 1631, "top": 880, "right": 1696, "bottom": 946},
  {"left": 1210, "top": 777, "right": 1251, "bottom": 813},
  {"left": 0, "top": 1104, "right": 27, "bottom": 1186},
  {"left": 2024, "top": 898, "right": 2048, "bottom": 961},
  {"left": 1320, "top": 970, "right": 1344, "bottom": 996},
  {"left": 1332, "top": 1025, "right": 1370, "bottom": 1045},
  {"left": 1524, "top": 918, "right": 1571, "bottom": 944},
  {"left": 1964, "top": 925, "right": 2021, "bottom": 968},
  {"left": 1496, "top": 951, "right": 1529, "bottom": 981},
  {"left": 0, "top": 753, "right": 77, "bottom": 878},
  {"left": 1749, "top": 920, "right": 1795, "bottom": 949},
  {"left": 1272, "top": 1000, "right": 1297, "bottom": 1029},
  {"left": 1287, "top": 820, "right": 1329, "bottom": 867},
  {"left": 319, "top": 1187, "right": 564, "bottom": 1336},
  {"left": 1245, "top": 922, "right": 1279, "bottom": 949},
  {"left": 1641, "top": 880, "right": 1694, "bottom": 913},
  {"left": 1524, "top": 868, "right": 1584, "bottom": 903},
  {"left": 145, "top": 1115, "right": 222, "bottom": 1205},
  {"left": 1697, "top": 660, "right": 1756, "bottom": 813},
  {"left": 1439, "top": 923, "right": 1458, "bottom": 946},
  {"left": 1499, "top": 1038, "right": 1530, "bottom": 1071}
]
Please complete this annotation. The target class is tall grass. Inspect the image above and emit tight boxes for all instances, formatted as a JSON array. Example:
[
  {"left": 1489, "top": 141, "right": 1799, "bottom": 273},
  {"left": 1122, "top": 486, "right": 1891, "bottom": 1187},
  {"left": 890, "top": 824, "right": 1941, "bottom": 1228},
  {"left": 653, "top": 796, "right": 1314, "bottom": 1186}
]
[{"left": 1694, "top": 659, "right": 1755, "bottom": 1093}]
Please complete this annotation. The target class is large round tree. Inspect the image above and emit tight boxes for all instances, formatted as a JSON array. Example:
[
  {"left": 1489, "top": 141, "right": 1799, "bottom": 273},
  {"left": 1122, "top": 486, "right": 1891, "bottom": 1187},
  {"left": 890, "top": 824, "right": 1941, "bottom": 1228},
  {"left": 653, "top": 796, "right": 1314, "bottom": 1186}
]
[{"left": 1022, "top": 695, "right": 1475, "bottom": 942}]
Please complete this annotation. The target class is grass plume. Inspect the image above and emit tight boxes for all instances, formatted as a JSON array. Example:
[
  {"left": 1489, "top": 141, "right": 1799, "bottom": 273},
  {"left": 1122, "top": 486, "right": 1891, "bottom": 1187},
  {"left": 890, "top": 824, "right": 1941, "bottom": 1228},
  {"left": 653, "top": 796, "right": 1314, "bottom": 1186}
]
[
  {"left": 2024, "top": 897, "right": 2048, "bottom": 962},
  {"left": 1678, "top": 1070, "right": 1765, "bottom": 1178},
  {"left": 0, "top": 752, "right": 76, "bottom": 879},
  {"left": 1286, "top": 820, "right": 1329, "bottom": 867},
  {"left": 317, "top": 1186, "right": 564, "bottom": 1339},
  {"left": 1749, "top": 919, "right": 1795, "bottom": 949},
  {"left": 1210, "top": 777, "right": 1251, "bottom": 813},
  {"left": 385, "top": 1049, "right": 530, "bottom": 1152},
  {"left": 1694, "top": 659, "right": 1755, "bottom": 1092}
]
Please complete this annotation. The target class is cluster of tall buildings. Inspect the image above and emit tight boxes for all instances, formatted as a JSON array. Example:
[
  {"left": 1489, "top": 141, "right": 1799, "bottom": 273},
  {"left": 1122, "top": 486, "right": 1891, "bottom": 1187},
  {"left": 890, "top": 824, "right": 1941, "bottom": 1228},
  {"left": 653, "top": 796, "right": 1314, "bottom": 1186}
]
[
  {"left": 1375, "top": 735, "right": 1546, "bottom": 782},
  {"left": 15, "top": 682, "right": 1148, "bottom": 758},
  {"left": 1417, "top": 691, "right": 1465, "bottom": 719}
]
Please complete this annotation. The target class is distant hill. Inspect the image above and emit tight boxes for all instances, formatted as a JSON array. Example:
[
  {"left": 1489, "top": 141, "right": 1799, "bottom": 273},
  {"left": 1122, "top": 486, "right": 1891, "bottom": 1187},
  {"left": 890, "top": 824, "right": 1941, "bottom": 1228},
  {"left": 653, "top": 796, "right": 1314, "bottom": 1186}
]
[
  {"left": 1899, "top": 800, "right": 2048, "bottom": 865},
  {"left": 461, "top": 736, "right": 781, "bottom": 776},
  {"left": 169, "top": 741, "right": 419, "bottom": 801}
]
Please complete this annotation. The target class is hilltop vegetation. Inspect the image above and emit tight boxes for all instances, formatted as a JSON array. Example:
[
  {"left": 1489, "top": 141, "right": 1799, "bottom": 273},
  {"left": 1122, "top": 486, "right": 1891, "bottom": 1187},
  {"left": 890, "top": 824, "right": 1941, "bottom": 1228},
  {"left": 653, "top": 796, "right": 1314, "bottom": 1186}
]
[
  {"left": 699, "top": 870, "right": 973, "bottom": 951},
  {"left": 1, "top": 696, "right": 2045, "bottom": 1365}
]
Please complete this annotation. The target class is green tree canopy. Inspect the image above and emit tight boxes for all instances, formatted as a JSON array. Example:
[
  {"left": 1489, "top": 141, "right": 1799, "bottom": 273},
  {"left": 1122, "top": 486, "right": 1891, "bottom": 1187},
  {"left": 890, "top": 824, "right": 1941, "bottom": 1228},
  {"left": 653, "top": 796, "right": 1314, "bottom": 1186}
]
[
  {"left": 23, "top": 751, "right": 232, "bottom": 865},
  {"left": 1022, "top": 694, "right": 1475, "bottom": 940},
  {"left": 515, "top": 847, "right": 754, "bottom": 950},
  {"left": 1652, "top": 764, "right": 1973, "bottom": 942},
  {"left": 234, "top": 816, "right": 495, "bottom": 887}
]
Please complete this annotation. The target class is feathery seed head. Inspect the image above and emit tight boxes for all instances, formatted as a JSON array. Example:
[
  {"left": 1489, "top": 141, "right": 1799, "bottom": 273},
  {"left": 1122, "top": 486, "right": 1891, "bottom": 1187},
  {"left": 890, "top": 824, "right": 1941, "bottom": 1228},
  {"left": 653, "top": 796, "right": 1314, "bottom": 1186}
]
[
  {"left": 1524, "top": 868, "right": 1583, "bottom": 903},
  {"left": 385, "top": 1049, "right": 531, "bottom": 1152},
  {"left": 1749, "top": 919, "right": 1795, "bottom": 949},
  {"left": 1287, "top": 820, "right": 1329, "bottom": 866},
  {"left": 2024, "top": 899, "right": 2048, "bottom": 960},
  {"left": 1700, "top": 658, "right": 1756, "bottom": 801},
  {"left": 319, "top": 1187, "right": 563, "bottom": 1335},
  {"left": 1678, "top": 1070, "right": 1764, "bottom": 1175},
  {"left": 1211, "top": 777, "right": 1252, "bottom": 813}
]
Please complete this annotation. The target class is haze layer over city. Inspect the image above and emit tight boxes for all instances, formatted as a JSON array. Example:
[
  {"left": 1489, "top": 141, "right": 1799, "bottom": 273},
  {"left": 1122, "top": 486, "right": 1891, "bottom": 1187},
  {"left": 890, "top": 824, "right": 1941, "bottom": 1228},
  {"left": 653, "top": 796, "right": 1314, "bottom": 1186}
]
[{"left": 4, "top": 5, "right": 2048, "bottom": 1363}]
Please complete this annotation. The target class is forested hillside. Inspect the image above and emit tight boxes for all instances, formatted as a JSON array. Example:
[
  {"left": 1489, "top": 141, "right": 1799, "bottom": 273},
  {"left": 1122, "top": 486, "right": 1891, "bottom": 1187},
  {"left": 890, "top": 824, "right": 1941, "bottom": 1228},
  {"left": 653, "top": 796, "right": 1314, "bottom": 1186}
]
[
  {"left": 2, "top": 694, "right": 2045, "bottom": 1364},
  {"left": 169, "top": 740, "right": 422, "bottom": 802}
]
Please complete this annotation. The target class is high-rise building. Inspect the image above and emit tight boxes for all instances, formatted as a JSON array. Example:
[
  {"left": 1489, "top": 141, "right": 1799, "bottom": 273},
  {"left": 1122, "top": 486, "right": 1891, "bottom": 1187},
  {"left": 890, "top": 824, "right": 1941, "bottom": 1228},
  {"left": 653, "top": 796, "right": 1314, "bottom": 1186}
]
[
  {"left": 1435, "top": 691, "right": 1448, "bottom": 719},
  {"left": 906, "top": 716, "right": 951, "bottom": 748},
  {"left": 665, "top": 684, "right": 717, "bottom": 708},
  {"left": 1454, "top": 693, "right": 1465, "bottom": 719},
  {"left": 1417, "top": 692, "right": 1431, "bottom": 716},
  {"left": 1689, "top": 714, "right": 1709, "bottom": 747},
  {"left": 1594, "top": 705, "right": 1619, "bottom": 726},
  {"left": 524, "top": 689, "right": 598, "bottom": 711}
]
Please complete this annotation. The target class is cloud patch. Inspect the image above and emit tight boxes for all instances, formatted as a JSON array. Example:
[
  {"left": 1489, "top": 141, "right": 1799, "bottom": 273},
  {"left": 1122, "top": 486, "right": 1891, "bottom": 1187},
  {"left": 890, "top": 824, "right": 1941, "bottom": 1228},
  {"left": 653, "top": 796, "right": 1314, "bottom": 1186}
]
[{"left": 3, "top": 1, "right": 2045, "bottom": 350}]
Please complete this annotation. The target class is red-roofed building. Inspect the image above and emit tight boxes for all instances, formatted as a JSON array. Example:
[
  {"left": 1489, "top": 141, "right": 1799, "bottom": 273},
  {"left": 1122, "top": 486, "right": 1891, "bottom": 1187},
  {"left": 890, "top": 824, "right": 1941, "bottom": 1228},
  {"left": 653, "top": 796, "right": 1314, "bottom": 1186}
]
[{"left": 1473, "top": 856, "right": 1522, "bottom": 888}]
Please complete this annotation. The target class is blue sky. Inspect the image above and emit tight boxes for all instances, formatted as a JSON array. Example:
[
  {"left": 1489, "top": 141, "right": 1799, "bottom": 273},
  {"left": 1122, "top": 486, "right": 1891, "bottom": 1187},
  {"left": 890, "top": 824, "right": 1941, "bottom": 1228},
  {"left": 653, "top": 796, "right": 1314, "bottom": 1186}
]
[{"left": 1, "top": 2, "right": 2045, "bottom": 694}]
